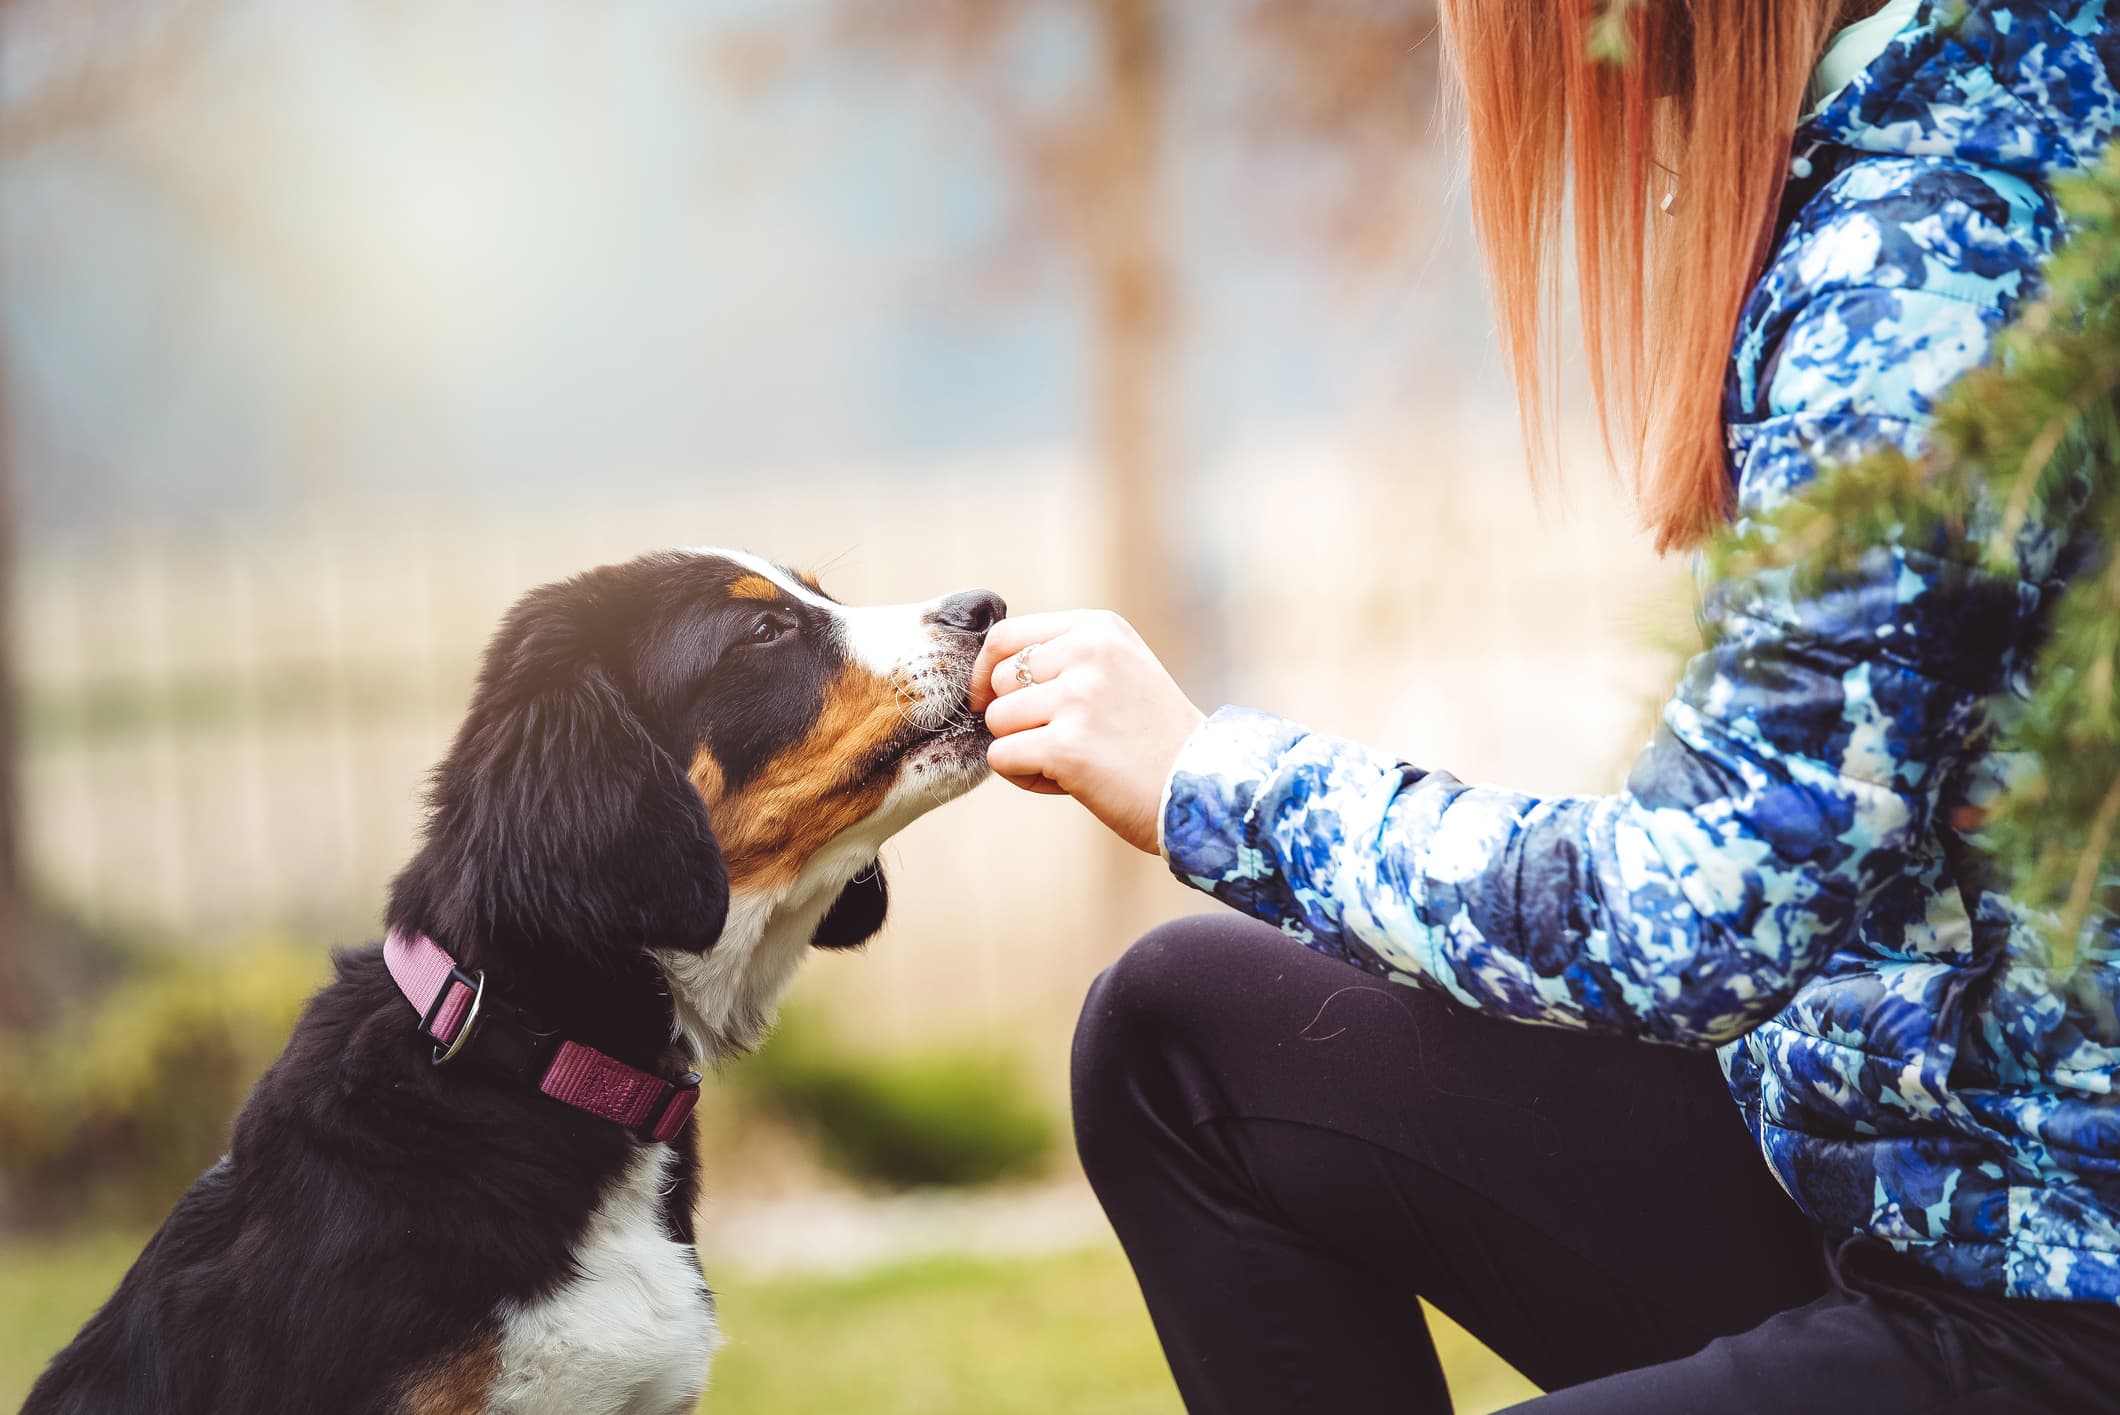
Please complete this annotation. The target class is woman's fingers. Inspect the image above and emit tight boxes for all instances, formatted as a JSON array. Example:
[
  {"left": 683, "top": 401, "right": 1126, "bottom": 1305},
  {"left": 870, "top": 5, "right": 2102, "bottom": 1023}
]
[
  {"left": 982, "top": 635, "right": 1088, "bottom": 718},
  {"left": 983, "top": 679, "right": 1059, "bottom": 738},
  {"left": 969, "top": 611, "right": 1101, "bottom": 712},
  {"left": 987, "top": 724, "right": 1067, "bottom": 786},
  {"left": 998, "top": 770, "right": 1068, "bottom": 796}
]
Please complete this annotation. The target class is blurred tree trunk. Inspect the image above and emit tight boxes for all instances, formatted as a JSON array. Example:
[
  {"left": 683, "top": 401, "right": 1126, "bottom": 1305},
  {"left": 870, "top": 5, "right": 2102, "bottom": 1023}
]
[
  {"left": 0, "top": 0, "right": 222, "bottom": 1024},
  {"left": 0, "top": 3, "right": 33, "bottom": 1027},
  {"left": 1088, "top": 0, "right": 1180, "bottom": 675},
  {"left": 1085, "top": 0, "right": 1186, "bottom": 927},
  {"left": 0, "top": 376, "right": 20, "bottom": 1028}
]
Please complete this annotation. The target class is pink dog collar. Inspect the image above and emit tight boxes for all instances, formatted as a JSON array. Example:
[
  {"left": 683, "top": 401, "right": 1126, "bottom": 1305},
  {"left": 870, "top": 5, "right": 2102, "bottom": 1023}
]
[{"left": 383, "top": 929, "right": 701, "bottom": 1144}]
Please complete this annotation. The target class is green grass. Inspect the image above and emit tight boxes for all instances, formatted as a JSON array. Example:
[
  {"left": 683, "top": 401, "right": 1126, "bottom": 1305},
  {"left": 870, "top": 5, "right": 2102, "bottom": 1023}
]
[
  {"left": 0, "top": 1228, "right": 163, "bottom": 1407},
  {"left": 706, "top": 1248, "right": 1181, "bottom": 1415},
  {"left": 2, "top": 1229, "right": 1538, "bottom": 1413}
]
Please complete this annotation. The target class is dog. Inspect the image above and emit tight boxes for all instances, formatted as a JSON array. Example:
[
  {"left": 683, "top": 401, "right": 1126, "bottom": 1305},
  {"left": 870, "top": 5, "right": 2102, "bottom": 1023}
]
[{"left": 25, "top": 549, "right": 1006, "bottom": 1415}]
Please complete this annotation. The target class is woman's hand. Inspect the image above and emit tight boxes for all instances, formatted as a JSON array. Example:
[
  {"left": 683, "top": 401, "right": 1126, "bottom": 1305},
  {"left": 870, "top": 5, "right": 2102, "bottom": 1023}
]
[{"left": 970, "top": 611, "right": 1205, "bottom": 856}]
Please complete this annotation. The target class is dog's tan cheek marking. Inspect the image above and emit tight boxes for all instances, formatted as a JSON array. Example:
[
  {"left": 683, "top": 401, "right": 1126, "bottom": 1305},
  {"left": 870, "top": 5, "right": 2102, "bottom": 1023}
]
[
  {"left": 728, "top": 574, "right": 779, "bottom": 601},
  {"left": 692, "top": 667, "right": 906, "bottom": 892},
  {"left": 396, "top": 1335, "right": 499, "bottom": 1415},
  {"left": 688, "top": 750, "right": 727, "bottom": 811}
]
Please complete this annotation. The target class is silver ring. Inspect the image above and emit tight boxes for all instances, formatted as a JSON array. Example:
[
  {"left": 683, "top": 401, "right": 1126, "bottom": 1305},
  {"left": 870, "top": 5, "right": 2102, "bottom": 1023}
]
[{"left": 1013, "top": 645, "right": 1037, "bottom": 687}]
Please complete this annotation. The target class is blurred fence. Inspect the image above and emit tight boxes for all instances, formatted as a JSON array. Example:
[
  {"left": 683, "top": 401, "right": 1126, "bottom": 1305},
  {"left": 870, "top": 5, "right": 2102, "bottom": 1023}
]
[{"left": 18, "top": 433, "right": 1691, "bottom": 1062}]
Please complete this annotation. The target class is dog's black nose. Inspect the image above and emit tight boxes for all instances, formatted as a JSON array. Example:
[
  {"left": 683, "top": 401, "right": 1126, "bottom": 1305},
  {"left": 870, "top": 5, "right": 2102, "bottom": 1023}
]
[{"left": 929, "top": 588, "right": 1008, "bottom": 635}]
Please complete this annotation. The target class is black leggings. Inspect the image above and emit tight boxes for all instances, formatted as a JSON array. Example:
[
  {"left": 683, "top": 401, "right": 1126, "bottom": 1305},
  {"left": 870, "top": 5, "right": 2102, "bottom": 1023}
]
[{"left": 1072, "top": 914, "right": 2120, "bottom": 1414}]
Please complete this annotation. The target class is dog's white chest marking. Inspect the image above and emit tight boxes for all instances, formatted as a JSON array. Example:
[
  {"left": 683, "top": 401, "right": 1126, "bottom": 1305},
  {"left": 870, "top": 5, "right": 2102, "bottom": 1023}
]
[{"left": 488, "top": 1147, "right": 719, "bottom": 1415}]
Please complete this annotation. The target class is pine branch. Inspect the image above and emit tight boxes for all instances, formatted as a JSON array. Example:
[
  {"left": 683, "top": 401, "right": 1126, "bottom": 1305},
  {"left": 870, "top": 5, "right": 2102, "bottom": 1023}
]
[{"left": 1708, "top": 145, "right": 2120, "bottom": 973}]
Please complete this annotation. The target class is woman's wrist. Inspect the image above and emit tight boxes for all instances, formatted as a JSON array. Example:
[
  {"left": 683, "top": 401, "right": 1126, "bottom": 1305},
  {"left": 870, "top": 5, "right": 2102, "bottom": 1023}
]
[{"left": 1153, "top": 708, "right": 1218, "bottom": 860}]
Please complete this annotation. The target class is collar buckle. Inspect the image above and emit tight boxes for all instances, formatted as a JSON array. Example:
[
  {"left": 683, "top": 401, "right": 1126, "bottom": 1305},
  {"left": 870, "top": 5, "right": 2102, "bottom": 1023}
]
[
  {"left": 421, "top": 964, "right": 486, "bottom": 1066},
  {"left": 638, "top": 1071, "right": 702, "bottom": 1143}
]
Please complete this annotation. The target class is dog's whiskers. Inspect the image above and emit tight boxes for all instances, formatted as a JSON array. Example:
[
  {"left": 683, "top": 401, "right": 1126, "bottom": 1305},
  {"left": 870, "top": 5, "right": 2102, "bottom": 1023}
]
[{"left": 889, "top": 654, "right": 979, "bottom": 735}]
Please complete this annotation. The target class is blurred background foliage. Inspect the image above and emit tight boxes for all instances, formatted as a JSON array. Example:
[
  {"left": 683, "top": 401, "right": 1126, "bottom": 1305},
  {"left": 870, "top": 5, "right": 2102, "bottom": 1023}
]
[
  {"left": 0, "top": 0, "right": 1694, "bottom": 1407},
  {"left": 0, "top": 954, "right": 1060, "bottom": 1229},
  {"left": 0, "top": 934, "right": 320, "bottom": 1229},
  {"left": 740, "top": 1011, "right": 1058, "bottom": 1189}
]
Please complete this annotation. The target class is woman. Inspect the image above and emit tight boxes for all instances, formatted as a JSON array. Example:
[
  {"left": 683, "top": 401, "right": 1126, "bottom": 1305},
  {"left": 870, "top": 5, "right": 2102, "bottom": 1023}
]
[{"left": 970, "top": 2, "right": 2119, "bottom": 1411}]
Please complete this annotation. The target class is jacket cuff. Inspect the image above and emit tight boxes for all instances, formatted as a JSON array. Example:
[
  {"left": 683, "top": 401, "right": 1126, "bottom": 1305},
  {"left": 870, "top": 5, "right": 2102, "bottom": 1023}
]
[{"left": 1159, "top": 705, "right": 1310, "bottom": 915}]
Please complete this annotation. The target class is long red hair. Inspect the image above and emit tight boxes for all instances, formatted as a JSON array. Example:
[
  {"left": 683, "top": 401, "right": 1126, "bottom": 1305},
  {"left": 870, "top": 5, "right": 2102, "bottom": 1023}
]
[{"left": 1439, "top": 0, "right": 1847, "bottom": 550}]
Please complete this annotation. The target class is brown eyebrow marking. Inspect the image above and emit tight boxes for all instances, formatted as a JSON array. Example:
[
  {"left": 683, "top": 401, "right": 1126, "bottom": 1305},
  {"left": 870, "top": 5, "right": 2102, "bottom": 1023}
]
[
  {"left": 728, "top": 574, "right": 780, "bottom": 601},
  {"left": 796, "top": 570, "right": 825, "bottom": 594}
]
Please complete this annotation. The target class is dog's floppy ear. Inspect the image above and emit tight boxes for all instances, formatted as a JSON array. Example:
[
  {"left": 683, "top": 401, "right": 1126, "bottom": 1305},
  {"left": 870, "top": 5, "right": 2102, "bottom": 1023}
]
[
  {"left": 392, "top": 580, "right": 730, "bottom": 966},
  {"left": 810, "top": 861, "right": 888, "bottom": 951}
]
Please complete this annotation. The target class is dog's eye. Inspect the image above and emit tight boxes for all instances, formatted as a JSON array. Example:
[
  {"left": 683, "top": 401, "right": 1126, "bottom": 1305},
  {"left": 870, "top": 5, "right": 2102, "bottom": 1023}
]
[{"left": 747, "top": 614, "right": 790, "bottom": 646}]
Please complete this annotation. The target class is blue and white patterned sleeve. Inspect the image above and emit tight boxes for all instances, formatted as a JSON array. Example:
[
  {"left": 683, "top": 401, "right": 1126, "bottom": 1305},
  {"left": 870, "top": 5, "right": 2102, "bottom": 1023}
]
[{"left": 1160, "top": 162, "right": 2053, "bottom": 1047}]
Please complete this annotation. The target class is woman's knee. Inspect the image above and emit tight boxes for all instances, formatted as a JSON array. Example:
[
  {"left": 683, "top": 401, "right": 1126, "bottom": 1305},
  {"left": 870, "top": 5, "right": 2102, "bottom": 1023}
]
[
  {"left": 1076, "top": 916, "right": 1227, "bottom": 1070},
  {"left": 1072, "top": 914, "right": 1255, "bottom": 1169}
]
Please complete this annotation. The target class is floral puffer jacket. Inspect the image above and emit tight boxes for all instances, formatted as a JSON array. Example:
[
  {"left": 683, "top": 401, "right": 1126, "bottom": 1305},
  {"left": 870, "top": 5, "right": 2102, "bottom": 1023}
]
[{"left": 1162, "top": 0, "right": 2119, "bottom": 1304}]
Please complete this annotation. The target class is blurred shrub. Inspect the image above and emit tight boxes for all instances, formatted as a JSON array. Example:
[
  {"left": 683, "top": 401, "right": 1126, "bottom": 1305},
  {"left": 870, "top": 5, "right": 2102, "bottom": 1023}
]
[
  {"left": 0, "top": 952, "right": 1057, "bottom": 1230},
  {"left": 0, "top": 945, "right": 323, "bottom": 1230},
  {"left": 744, "top": 1016, "right": 1057, "bottom": 1189}
]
